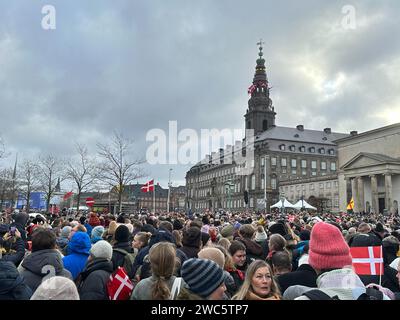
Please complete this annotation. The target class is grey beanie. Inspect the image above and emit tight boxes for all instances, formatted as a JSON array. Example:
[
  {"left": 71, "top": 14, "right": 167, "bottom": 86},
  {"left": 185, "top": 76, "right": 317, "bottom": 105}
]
[{"left": 61, "top": 226, "right": 72, "bottom": 239}]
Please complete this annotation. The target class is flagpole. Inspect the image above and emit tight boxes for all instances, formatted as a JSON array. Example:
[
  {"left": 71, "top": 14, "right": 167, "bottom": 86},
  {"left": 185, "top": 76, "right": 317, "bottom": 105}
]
[{"left": 153, "top": 179, "right": 155, "bottom": 214}]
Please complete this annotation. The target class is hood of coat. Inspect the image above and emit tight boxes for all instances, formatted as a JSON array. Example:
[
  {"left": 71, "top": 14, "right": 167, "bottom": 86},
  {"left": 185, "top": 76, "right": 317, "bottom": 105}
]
[
  {"left": 240, "top": 238, "right": 263, "bottom": 256},
  {"left": 21, "top": 249, "right": 65, "bottom": 276},
  {"left": 67, "top": 231, "right": 91, "bottom": 255},
  {"left": 80, "top": 258, "right": 113, "bottom": 280}
]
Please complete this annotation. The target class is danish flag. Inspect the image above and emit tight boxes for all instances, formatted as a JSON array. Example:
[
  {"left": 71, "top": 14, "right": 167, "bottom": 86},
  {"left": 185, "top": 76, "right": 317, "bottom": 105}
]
[
  {"left": 107, "top": 267, "right": 134, "bottom": 300},
  {"left": 247, "top": 84, "right": 256, "bottom": 95},
  {"left": 350, "top": 246, "right": 384, "bottom": 276},
  {"left": 141, "top": 179, "right": 154, "bottom": 192}
]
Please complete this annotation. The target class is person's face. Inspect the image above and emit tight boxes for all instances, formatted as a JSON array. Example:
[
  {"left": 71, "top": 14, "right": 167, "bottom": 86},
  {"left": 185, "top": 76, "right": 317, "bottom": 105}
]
[
  {"left": 132, "top": 235, "right": 143, "bottom": 249},
  {"left": 208, "top": 283, "right": 226, "bottom": 300},
  {"left": 232, "top": 250, "right": 246, "bottom": 267},
  {"left": 251, "top": 266, "right": 272, "bottom": 298}
]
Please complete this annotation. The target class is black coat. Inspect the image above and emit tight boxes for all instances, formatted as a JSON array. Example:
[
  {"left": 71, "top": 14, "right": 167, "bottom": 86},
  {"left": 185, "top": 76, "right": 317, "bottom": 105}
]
[
  {"left": 111, "top": 242, "right": 134, "bottom": 271},
  {"left": 276, "top": 264, "right": 318, "bottom": 294},
  {"left": 78, "top": 258, "right": 113, "bottom": 300},
  {"left": 179, "top": 245, "right": 200, "bottom": 259},
  {"left": 0, "top": 260, "right": 32, "bottom": 300}
]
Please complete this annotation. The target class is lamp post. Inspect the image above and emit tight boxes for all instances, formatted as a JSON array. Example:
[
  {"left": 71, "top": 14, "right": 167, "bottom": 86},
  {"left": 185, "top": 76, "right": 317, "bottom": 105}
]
[
  {"left": 280, "top": 192, "right": 285, "bottom": 215},
  {"left": 167, "top": 168, "right": 172, "bottom": 212}
]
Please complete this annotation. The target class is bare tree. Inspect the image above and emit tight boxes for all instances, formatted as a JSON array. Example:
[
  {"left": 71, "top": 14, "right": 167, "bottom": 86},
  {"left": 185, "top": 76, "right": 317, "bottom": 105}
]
[
  {"left": 97, "top": 131, "right": 146, "bottom": 213},
  {"left": 66, "top": 143, "right": 99, "bottom": 211},
  {"left": 0, "top": 168, "right": 13, "bottom": 209},
  {"left": 37, "top": 155, "right": 65, "bottom": 213},
  {"left": 18, "top": 159, "right": 41, "bottom": 213}
]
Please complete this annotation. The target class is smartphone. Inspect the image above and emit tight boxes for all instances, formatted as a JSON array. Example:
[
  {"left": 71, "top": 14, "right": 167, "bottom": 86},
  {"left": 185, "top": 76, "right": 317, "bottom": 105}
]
[{"left": 10, "top": 226, "right": 16, "bottom": 236}]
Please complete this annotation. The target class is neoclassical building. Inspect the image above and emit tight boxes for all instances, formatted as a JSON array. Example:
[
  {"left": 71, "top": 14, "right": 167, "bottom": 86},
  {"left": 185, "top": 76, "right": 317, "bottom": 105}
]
[{"left": 336, "top": 123, "right": 400, "bottom": 214}]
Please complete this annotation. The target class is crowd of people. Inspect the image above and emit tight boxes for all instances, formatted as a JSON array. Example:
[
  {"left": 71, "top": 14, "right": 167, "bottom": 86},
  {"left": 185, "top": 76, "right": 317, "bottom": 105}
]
[{"left": 1, "top": 208, "right": 400, "bottom": 300}]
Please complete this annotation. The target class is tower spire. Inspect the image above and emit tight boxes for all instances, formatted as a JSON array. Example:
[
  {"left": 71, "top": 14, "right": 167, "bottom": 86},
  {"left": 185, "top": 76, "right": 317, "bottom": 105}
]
[{"left": 244, "top": 40, "right": 276, "bottom": 135}]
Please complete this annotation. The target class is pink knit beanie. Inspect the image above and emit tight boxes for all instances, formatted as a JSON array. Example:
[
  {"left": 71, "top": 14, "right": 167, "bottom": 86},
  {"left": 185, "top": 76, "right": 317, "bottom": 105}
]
[{"left": 309, "top": 222, "right": 352, "bottom": 270}]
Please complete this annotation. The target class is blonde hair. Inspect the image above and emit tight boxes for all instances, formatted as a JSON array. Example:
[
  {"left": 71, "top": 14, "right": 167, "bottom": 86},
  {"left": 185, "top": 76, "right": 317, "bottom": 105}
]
[
  {"left": 149, "top": 242, "right": 176, "bottom": 300},
  {"left": 217, "top": 238, "right": 231, "bottom": 251},
  {"left": 232, "top": 260, "right": 281, "bottom": 300}
]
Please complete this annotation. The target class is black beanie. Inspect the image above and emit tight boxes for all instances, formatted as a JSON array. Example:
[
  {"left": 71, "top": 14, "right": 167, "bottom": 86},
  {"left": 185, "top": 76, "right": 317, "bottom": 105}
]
[
  {"left": 173, "top": 219, "right": 183, "bottom": 231},
  {"left": 268, "top": 223, "right": 287, "bottom": 237},
  {"left": 115, "top": 225, "right": 130, "bottom": 243},
  {"left": 182, "top": 227, "right": 201, "bottom": 248}
]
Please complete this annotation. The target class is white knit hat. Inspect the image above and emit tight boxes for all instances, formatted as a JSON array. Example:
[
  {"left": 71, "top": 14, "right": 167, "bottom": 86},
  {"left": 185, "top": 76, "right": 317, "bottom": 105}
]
[
  {"left": 90, "top": 240, "right": 113, "bottom": 261},
  {"left": 31, "top": 276, "right": 79, "bottom": 300}
]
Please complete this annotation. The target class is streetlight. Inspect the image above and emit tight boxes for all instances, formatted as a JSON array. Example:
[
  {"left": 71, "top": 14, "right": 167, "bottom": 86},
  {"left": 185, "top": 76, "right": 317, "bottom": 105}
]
[{"left": 224, "top": 179, "right": 234, "bottom": 210}]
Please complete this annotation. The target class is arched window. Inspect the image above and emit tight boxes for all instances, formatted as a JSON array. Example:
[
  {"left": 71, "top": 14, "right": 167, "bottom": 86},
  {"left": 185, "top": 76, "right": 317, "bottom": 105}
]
[{"left": 262, "top": 120, "right": 268, "bottom": 131}]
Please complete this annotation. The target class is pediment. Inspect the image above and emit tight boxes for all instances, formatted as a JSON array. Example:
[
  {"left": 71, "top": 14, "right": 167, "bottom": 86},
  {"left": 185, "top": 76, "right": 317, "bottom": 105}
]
[{"left": 342, "top": 153, "right": 392, "bottom": 170}]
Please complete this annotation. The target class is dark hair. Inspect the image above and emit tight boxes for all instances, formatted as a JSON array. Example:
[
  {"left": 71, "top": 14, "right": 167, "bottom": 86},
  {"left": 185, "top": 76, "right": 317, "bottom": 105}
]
[
  {"left": 229, "top": 240, "right": 246, "bottom": 256},
  {"left": 31, "top": 228, "right": 56, "bottom": 252},
  {"left": 271, "top": 251, "right": 292, "bottom": 272},
  {"left": 159, "top": 221, "right": 173, "bottom": 233}
]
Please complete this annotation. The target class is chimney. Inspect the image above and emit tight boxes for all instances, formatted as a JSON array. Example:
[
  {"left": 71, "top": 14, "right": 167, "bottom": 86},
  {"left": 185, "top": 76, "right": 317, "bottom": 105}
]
[
  {"left": 323, "top": 128, "right": 331, "bottom": 134},
  {"left": 296, "top": 125, "right": 304, "bottom": 131},
  {"left": 350, "top": 131, "right": 358, "bottom": 136}
]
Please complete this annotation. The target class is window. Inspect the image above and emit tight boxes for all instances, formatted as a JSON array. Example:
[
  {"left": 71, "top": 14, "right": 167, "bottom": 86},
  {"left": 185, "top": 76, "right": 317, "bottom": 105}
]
[
  {"left": 334, "top": 196, "right": 339, "bottom": 208},
  {"left": 261, "top": 178, "right": 265, "bottom": 189},
  {"left": 321, "top": 161, "right": 327, "bottom": 170},
  {"left": 328, "top": 149, "right": 335, "bottom": 155},
  {"left": 302, "top": 169, "right": 307, "bottom": 176},
  {"left": 330, "top": 162, "right": 336, "bottom": 171},
  {"left": 245, "top": 177, "right": 248, "bottom": 190},
  {"left": 311, "top": 160, "right": 317, "bottom": 169},
  {"left": 334, "top": 181, "right": 338, "bottom": 188},
  {"left": 291, "top": 159, "right": 297, "bottom": 167},
  {"left": 285, "top": 186, "right": 289, "bottom": 192},
  {"left": 251, "top": 175, "right": 256, "bottom": 190},
  {"left": 319, "top": 148, "right": 325, "bottom": 154},
  {"left": 271, "top": 157, "right": 277, "bottom": 166},
  {"left": 291, "top": 169, "right": 297, "bottom": 175},
  {"left": 251, "top": 159, "right": 255, "bottom": 168},
  {"left": 326, "top": 182, "right": 331, "bottom": 189},
  {"left": 299, "top": 146, "right": 306, "bottom": 152},
  {"left": 296, "top": 185, "right": 300, "bottom": 191},
  {"left": 282, "top": 168, "right": 287, "bottom": 173},
  {"left": 261, "top": 157, "right": 265, "bottom": 166},
  {"left": 290, "top": 186, "right": 294, "bottom": 191},
  {"left": 271, "top": 178, "right": 277, "bottom": 190},
  {"left": 301, "top": 160, "right": 307, "bottom": 168},
  {"left": 281, "top": 158, "right": 287, "bottom": 167},
  {"left": 279, "top": 144, "right": 286, "bottom": 151},
  {"left": 309, "top": 147, "right": 315, "bottom": 153},
  {"left": 319, "top": 183, "right": 324, "bottom": 189},
  {"left": 289, "top": 145, "right": 296, "bottom": 151},
  {"left": 302, "top": 185, "right": 306, "bottom": 191},
  {"left": 311, "top": 171, "right": 317, "bottom": 176}
]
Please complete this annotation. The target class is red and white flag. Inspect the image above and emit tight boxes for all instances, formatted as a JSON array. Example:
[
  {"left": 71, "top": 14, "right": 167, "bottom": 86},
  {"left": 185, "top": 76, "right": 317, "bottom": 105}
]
[
  {"left": 350, "top": 246, "right": 384, "bottom": 276},
  {"left": 107, "top": 267, "right": 133, "bottom": 300},
  {"left": 248, "top": 84, "right": 256, "bottom": 95},
  {"left": 63, "top": 191, "right": 73, "bottom": 201},
  {"left": 141, "top": 179, "right": 154, "bottom": 192}
]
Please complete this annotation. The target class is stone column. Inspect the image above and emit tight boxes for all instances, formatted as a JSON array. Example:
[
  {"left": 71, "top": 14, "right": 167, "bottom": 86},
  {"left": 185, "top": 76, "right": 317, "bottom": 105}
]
[
  {"left": 357, "top": 176, "right": 365, "bottom": 212},
  {"left": 351, "top": 177, "right": 359, "bottom": 213},
  {"left": 385, "top": 173, "right": 393, "bottom": 212},
  {"left": 370, "top": 174, "right": 379, "bottom": 214}
]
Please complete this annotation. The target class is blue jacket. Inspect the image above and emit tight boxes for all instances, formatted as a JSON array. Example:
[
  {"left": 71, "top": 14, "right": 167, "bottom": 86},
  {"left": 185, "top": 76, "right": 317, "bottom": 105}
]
[
  {"left": 63, "top": 232, "right": 91, "bottom": 280},
  {"left": 84, "top": 223, "right": 93, "bottom": 237}
]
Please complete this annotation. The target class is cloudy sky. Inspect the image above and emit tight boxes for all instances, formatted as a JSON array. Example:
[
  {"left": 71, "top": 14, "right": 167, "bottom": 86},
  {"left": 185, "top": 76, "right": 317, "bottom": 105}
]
[{"left": 0, "top": 0, "right": 399, "bottom": 189}]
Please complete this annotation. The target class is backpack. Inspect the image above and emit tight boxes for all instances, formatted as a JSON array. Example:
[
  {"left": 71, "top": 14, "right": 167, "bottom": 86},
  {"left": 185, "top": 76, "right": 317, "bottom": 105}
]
[
  {"left": 113, "top": 248, "right": 136, "bottom": 279},
  {"left": 169, "top": 277, "right": 182, "bottom": 300},
  {"left": 302, "top": 287, "right": 384, "bottom": 300},
  {"left": 106, "top": 266, "right": 134, "bottom": 300}
]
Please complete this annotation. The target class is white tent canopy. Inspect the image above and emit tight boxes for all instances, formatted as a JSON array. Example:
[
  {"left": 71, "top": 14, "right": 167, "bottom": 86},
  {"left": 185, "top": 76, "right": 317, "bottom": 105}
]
[
  {"left": 293, "top": 199, "right": 317, "bottom": 210},
  {"left": 270, "top": 198, "right": 296, "bottom": 209}
]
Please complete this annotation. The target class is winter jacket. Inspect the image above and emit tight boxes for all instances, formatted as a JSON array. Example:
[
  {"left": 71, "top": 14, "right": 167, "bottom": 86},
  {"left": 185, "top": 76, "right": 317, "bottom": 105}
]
[
  {"left": 179, "top": 245, "right": 200, "bottom": 259},
  {"left": 277, "top": 263, "right": 317, "bottom": 294},
  {"left": 0, "top": 260, "right": 32, "bottom": 300},
  {"left": 130, "top": 275, "right": 185, "bottom": 300},
  {"left": 78, "top": 258, "right": 113, "bottom": 300},
  {"left": 285, "top": 268, "right": 390, "bottom": 300},
  {"left": 255, "top": 239, "right": 269, "bottom": 260},
  {"left": 228, "top": 268, "right": 245, "bottom": 293},
  {"left": 111, "top": 241, "right": 135, "bottom": 271},
  {"left": 63, "top": 232, "right": 91, "bottom": 280},
  {"left": 84, "top": 223, "right": 93, "bottom": 237},
  {"left": 19, "top": 249, "right": 73, "bottom": 293}
]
